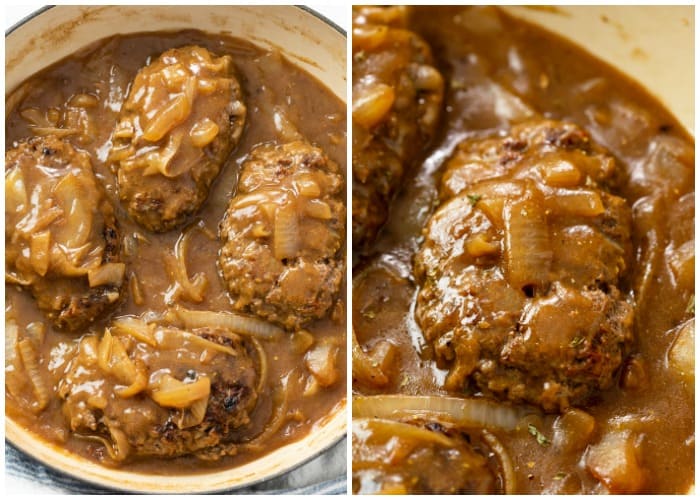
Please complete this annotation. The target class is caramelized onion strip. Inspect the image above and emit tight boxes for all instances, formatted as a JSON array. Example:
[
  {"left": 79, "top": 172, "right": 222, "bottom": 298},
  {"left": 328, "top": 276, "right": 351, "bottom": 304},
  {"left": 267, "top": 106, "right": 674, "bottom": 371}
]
[
  {"left": 356, "top": 417, "right": 456, "bottom": 448},
  {"left": 250, "top": 337, "right": 268, "bottom": 396},
  {"left": 503, "top": 194, "right": 551, "bottom": 292},
  {"left": 352, "top": 329, "right": 389, "bottom": 387},
  {"left": 171, "top": 306, "right": 283, "bottom": 340},
  {"left": 273, "top": 202, "right": 299, "bottom": 260},
  {"left": 5, "top": 320, "right": 26, "bottom": 400},
  {"left": 150, "top": 374, "right": 211, "bottom": 409},
  {"left": 168, "top": 224, "right": 209, "bottom": 302},
  {"left": 482, "top": 430, "right": 517, "bottom": 494},
  {"left": 352, "top": 395, "right": 528, "bottom": 432},
  {"left": 74, "top": 433, "right": 128, "bottom": 462},
  {"left": 178, "top": 330, "right": 238, "bottom": 357},
  {"left": 111, "top": 316, "right": 157, "bottom": 347},
  {"left": 242, "top": 381, "right": 289, "bottom": 452},
  {"left": 17, "top": 339, "right": 50, "bottom": 413}
]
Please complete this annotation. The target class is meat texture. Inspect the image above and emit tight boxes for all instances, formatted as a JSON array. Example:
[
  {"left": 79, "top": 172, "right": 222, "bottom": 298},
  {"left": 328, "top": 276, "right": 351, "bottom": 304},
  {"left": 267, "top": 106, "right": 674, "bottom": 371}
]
[
  {"left": 57, "top": 320, "right": 259, "bottom": 461},
  {"left": 218, "top": 141, "right": 345, "bottom": 330},
  {"left": 110, "top": 45, "right": 247, "bottom": 232},
  {"left": 352, "top": 418, "right": 496, "bottom": 494},
  {"left": 415, "top": 120, "right": 634, "bottom": 411},
  {"left": 352, "top": 6, "right": 444, "bottom": 250},
  {"left": 5, "top": 136, "right": 124, "bottom": 331}
]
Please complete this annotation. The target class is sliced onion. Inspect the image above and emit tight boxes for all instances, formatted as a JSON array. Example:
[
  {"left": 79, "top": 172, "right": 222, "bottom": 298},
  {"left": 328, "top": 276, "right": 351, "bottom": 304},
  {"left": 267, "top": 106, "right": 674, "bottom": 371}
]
[
  {"left": 164, "top": 253, "right": 207, "bottom": 303},
  {"left": 291, "top": 329, "right": 314, "bottom": 354},
  {"left": 5, "top": 319, "right": 26, "bottom": 400},
  {"left": 88, "top": 262, "right": 126, "bottom": 288},
  {"left": 304, "top": 199, "right": 333, "bottom": 220},
  {"left": 352, "top": 329, "right": 389, "bottom": 387},
  {"left": 305, "top": 342, "right": 339, "bottom": 387},
  {"left": 52, "top": 173, "right": 95, "bottom": 249},
  {"left": 107, "top": 425, "right": 132, "bottom": 461},
  {"left": 242, "top": 381, "right": 289, "bottom": 451},
  {"left": 140, "top": 130, "right": 187, "bottom": 177},
  {"left": 249, "top": 337, "right": 268, "bottom": 397},
  {"left": 29, "top": 230, "right": 51, "bottom": 277},
  {"left": 6, "top": 167, "right": 28, "bottom": 214},
  {"left": 503, "top": 191, "right": 551, "bottom": 292},
  {"left": 272, "top": 106, "right": 303, "bottom": 142},
  {"left": 5, "top": 320, "right": 19, "bottom": 368},
  {"left": 353, "top": 82, "right": 395, "bottom": 129},
  {"left": 352, "top": 395, "right": 528, "bottom": 431},
  {"left": 115, "top": 366, "right": 147, "bottom": 398},
  {"left": 142, "top": 94, "right": 190, "bottom": 142},
  {"left": 111, "top": 316, "right": 157, "bottom": 347},
  {"left": 545, "top": 188, "right": 605, "bottom": 217},
  {"left": 16, "top": 204, "right": 63, "bottom": 236},
  {"left": 24, "top": 321, "right": 46, "bottom": 349},
  {"left": 129, "top": 273, "right": 145, "bottom": 306},
  {"left": 177, "top": 395, "right": 209, "bottom": 429},
  {"left": 356, "top": 417, "right": 456, "bottom": 448},
  {"left": 5, "top": 270, "right": 33, "bottom": 286},
  {"left": 177, "top": 329, "right": 239, "bottom": 357},
  {"left": 18, "top": 338, "right": 49, "bottom": 413},
  {"left": 68, "top": 93, "right": 99, "bottom": 108},
  {"left": 230, "top": 190, "right": 281, "bottom": 210},
  {"left": 294, "top": 176, "right": 321, "bottom": 197},
  {"left": 150, "top": 374, "right": 211, "bottom": 409},
  {"left": 352, "top": 22, "right": 390, "bottom": 50},
  {"left": 97, "top": 330, "right": 148, "bottom": 397},
  {"left": 171, "top": 306, "right": 283, "bottom": 340},
  {"left": 274, "top": 202, "right": 299, "bottom": 260},
  {"left": 189, "top": 117, "right": 220, "bottom": 148},
  {"left": 75, "top": 433, "right": 127, "bottom": 462},
  {"left": 166, "top": 225, "right": 209, "bottom": 302},
  {"left": 29, "top": 126, "right": 80, "bottom": 138},
  {"left": 482, "top": 430, "right": 517, "bottom": 494}
]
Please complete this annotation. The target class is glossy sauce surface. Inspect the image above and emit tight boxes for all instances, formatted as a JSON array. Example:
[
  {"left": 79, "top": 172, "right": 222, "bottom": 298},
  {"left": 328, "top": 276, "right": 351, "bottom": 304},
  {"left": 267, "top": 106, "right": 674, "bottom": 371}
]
[
  {"left": 6, "top": 30, "right": 346, "bottom": 474},
  {"left": 353, "top": 7, "right": 693, "bottom": 493}
]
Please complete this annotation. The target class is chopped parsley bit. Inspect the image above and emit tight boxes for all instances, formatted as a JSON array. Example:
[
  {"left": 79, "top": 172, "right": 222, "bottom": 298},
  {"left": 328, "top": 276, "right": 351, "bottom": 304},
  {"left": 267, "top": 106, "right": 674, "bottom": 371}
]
[
  {"left": 467, "top": 194, "right": 482, "bottom": 206},
  {"left": 354, "top": 50, "right": 366, "bottom": 63},
  {"left": 528, "top": 424, "right": 550, "bottom": 446},
  {"left": 686, "top": 294, "right": 695, "bottom": 314},
  {"left": 362, "top": 310, "right": 376, "bottom": 320},
  {"left": 570, "top": 336, "right": 584, "bottom": 348},
  {"left": 554, "top": 472, "right": 566, "bottom": 480}
]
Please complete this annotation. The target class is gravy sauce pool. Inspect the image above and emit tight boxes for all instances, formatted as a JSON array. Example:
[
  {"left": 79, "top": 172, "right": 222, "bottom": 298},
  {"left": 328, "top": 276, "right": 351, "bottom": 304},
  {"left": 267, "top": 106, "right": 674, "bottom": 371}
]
[
  {"left": 353, "top": 7, "right": 693, "bottom": 493},
  {"left": 6, "top": 30, "right": 346, "bottom": 474}
]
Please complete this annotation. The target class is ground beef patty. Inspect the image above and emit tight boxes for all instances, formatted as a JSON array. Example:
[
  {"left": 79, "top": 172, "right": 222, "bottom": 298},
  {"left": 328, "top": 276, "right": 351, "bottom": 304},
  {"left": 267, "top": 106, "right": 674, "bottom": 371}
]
[
  {"left": 5, "top": 136, "right": 124, "bottom": 331},
  {"left": 57, "top": 323, "right": 259, "bottom": 461},
  {"left": 110, "top": 45, "right": 246, "bottom": 232},
  {"left": 352, "top": 418, "right": 497, "bottom": 494},
  {"left": 352, "top": 6, "right": 444, "bottom": 250},
  {"left": 414, "top": 120, "right": 634, "bottom": 411},
  {"left": 218, "top": 141, "right": 345, "bottom": 330}
]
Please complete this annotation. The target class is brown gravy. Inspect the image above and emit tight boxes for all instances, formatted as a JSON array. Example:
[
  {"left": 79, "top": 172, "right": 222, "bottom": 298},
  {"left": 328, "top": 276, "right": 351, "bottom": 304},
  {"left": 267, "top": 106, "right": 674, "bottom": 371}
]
[
  {"left": 6, "top": 30, "right": 346, "bottom": 474},
  {"left": 353, "top": 6, "right": 693, "bottom": 494}
]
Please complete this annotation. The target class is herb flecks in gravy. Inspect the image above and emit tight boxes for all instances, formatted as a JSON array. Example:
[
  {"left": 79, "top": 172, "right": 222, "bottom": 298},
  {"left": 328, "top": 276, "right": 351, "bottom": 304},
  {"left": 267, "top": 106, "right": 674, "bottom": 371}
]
[
  {"left": 6, "top": 30, "right": 346, "bottom": 473},
  {"left": 352, "top": 6, "right": 693, "bottom": 494}
]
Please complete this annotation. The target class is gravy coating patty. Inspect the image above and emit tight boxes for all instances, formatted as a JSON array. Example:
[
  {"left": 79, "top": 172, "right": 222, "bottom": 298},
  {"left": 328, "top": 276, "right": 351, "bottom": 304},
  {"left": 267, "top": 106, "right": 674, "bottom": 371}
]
[
  {"left": 219, "top": 141, "right": 345, "bottom": 330},
  {"left": 415, "top": 120, "right": 634, "bottom": 411},
  {"left": 352, "top": 6, "right": 444, "bottom": 250},
  {"left": 5, "top": 136, "right": 124, "bottom": 331},
  {"left": 353, "top": 418, "right": 497, "bottom": 494},
  {"left": 57, "top": 324, "right": 259, "bottom": 460},
  {"left": 110, "top": 45, "right": 247, "bottom": 232}
]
